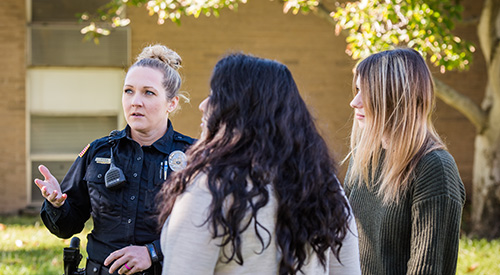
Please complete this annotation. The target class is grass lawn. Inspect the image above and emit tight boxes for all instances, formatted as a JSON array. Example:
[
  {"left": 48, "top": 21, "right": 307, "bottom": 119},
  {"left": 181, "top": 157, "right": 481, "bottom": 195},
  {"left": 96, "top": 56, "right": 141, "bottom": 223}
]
[
  {"left": 1, "top": 214, "right": 500, "bottom": 274},
  {"left": 0, "top": 215, "right": 91, "bottom": 275},
  {"left": 457, "top": 237, "right": 500, "bottom": 274}
]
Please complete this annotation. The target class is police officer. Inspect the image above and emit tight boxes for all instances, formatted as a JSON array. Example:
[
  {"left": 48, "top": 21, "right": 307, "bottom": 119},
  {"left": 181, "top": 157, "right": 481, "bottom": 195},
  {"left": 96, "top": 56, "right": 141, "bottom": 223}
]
[{"left": 35, "top": 44, "right": 194, "bottom": 275}]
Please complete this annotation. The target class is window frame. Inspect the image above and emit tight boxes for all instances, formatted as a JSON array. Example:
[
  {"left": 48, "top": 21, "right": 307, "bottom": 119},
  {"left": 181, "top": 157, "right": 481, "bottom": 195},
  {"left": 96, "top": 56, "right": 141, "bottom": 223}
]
[{"left": 26, "top": 0, "right": 129, "bottom": 206}]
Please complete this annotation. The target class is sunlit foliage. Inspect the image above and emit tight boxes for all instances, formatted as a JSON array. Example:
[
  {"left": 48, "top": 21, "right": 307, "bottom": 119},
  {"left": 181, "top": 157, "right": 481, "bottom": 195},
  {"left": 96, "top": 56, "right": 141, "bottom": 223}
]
[
  {"left": 331, "top": 0, "right": 475, "bottom": 72},
  {"left": 79, "top": 0, "right": 246, "bottom": 42},
  {"left": 81, "top": 0, "right": 474, "bottom": 72}
]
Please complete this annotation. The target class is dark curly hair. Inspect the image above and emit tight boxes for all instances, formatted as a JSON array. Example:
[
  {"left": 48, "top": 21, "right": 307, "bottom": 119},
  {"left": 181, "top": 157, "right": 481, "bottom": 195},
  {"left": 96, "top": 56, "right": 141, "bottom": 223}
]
[{"left": 158, "top": 53, "right": 351, "bottom": 274}]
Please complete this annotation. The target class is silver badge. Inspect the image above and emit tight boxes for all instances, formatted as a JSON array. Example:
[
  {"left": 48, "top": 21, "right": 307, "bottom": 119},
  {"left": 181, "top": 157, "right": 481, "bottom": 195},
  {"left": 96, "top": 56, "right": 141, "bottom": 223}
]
[{"left": 168, "top": 150, "right": 187, "bottom": 172}]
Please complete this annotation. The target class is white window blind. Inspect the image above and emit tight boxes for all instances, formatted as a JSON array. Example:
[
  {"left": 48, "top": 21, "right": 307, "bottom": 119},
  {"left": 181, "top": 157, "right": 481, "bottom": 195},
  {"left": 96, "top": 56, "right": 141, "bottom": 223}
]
[
  {"left": 30, "top": 25, "right": 129, "bottom": 67},
  {"left": 32, "top": 0, "right": 108, "bottom": 23},
  {"left": 30, "top": 115, "right": 117, "bottom": 154}
]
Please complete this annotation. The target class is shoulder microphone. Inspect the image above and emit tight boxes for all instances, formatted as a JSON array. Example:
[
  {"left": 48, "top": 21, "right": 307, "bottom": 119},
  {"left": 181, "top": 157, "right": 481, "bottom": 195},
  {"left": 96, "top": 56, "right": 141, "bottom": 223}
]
[{"left": 105, "top": 145, "right": 127, "bottom": 190}]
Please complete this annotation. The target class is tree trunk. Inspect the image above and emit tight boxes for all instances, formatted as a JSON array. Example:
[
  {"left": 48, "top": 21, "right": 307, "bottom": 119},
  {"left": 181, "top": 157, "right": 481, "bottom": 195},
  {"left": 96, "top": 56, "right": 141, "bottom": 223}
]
[
  {"left": 471, "top": 88, "right": 500, "bottom": 238},
  {"left": 471, "top": 0, "right": 500, "bottom": 238}
]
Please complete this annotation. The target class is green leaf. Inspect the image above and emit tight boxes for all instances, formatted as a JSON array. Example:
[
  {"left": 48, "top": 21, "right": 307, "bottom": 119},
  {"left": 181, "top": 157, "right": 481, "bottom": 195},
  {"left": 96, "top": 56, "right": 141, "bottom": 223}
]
[{"left": 333, "top": 0, "right": 474, "bottom": 72}]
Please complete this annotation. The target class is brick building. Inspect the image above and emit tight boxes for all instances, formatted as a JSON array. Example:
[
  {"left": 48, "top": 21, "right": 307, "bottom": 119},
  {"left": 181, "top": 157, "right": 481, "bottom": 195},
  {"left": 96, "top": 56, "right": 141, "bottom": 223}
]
[{"left": 0, "top": 0, "right": 485, "bottom": 213}]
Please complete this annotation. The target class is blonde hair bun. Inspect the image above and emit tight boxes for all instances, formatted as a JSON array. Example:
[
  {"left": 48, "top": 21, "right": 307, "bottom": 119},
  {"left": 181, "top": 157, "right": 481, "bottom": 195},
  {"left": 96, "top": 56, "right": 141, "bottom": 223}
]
[{"left": 136, "top": 44, "right": 182, "bottom": 70}]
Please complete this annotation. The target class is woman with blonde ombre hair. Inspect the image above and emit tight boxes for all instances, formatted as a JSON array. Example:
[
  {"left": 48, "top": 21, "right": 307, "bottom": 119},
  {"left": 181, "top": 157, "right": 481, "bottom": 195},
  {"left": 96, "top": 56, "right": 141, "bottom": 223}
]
[{"left": 344, "top": 48, "right": 466, "bottom": 274}]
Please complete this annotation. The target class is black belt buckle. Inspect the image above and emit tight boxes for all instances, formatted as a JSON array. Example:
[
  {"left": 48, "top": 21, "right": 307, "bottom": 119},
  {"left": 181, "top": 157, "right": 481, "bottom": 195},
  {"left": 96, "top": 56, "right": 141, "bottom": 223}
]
[
  {"left": 85, "top": 259, "right": 114, "bottom": 275},
  {"left": 85, "top": 259, "right": 103, "bottom": 274}
]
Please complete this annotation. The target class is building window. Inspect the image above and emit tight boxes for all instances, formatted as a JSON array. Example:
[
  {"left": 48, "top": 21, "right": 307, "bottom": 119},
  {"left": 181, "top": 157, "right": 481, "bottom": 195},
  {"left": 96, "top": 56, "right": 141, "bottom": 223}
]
[
  {"left": 28, "top": 0, "right": 128, "bottom": 205},
  {"left": 30, "top": 116, "right": 117, "bottom": 202},
  {"left": 30, "top": 25, "right": 128, "bottom": 67}
]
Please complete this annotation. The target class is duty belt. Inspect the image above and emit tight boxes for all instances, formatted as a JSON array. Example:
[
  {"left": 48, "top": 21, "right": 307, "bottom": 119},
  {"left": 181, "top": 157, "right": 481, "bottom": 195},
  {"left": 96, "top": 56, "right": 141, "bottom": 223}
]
[{"left": 85, "top": 259, "right": 156, "bottom": 275}]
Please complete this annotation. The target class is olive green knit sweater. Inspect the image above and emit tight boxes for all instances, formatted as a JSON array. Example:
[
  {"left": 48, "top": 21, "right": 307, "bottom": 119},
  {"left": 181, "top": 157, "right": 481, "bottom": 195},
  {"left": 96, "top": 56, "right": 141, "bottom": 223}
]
[{"left": 344, "top": 150, "right": 466, "bottom": 275}]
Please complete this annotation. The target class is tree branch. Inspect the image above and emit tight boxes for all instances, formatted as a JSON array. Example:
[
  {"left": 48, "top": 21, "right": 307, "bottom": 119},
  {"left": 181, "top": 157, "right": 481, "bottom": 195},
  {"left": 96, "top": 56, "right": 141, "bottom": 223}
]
[
  {"left": 315, "top": 2, "right": 336, "bottom": 26},
  {"left": 313, "top": 1, "right": 488, "bottom": 132},
  {"left": 434, "top": 78, "right": 487, "bottom": 132},
  {"left": 457, "top": 16, "right": 480, "bottom": 27},
  {"left": 477, "top": 0, "right": 500, "bottom": 64}
]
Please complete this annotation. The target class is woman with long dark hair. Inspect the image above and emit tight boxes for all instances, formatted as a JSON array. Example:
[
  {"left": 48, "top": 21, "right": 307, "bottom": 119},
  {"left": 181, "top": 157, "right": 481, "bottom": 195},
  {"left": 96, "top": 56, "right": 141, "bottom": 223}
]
[{"left": 157, "top": 53, "right": 360, "bottom": 274}]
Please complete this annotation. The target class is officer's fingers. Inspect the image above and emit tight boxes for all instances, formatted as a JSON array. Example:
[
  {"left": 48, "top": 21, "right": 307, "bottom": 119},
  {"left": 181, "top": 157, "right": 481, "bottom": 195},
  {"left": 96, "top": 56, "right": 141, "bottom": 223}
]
[
  {"left": 104, "top": 252, "right": 117, "bottom": 266},
  {"left": 39, "top": 186, "right": 53, "bottom": 199},
  {"left": 38, "top": 165, "right": 57, "bottom": 182},
  {"left": 126, "top": 246, "right": 150, "bottom": 270},
  {"left": 39, "top": 186, "right": 47, "bottom": 198},
  {"left": 53, "top": 194, "right": 67, "bottom": 207},
  {"left": 117, "top": 264, "right": 129, "bottom": 275},
  {"left": 59, "top": 193, "right": 67, "bottom": 202},
  {"left": 108, "top": 262, "right": 119, "bottom": 274},
  {"left": 34, "top": 179, "right": 47, "bottom": 192},
  {"left": 126, "top": 267, "right": 138, "bottom": 275},
  {"left": 104, "top": 249, "right": 125, "bottom": 267},
  {"left": 108, "top": 257, "right": 128, "bottom": 274},
  {"left": 46, "top": 190, "right": 58, "bottom": 202},
  {"left": 120, "top": 263, "right": 136, "bottom": 275}
]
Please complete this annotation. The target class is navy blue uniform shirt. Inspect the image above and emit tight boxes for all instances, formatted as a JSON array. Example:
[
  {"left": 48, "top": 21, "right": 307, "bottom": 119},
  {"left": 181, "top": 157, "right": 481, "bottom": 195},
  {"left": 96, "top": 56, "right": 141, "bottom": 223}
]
[{"left": 40, "top": 121, "right": 194, "bottom": 266}]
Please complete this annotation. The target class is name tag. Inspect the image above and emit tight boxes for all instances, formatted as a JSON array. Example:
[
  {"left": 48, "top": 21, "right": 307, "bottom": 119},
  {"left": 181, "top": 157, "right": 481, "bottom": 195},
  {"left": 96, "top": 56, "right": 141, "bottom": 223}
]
[{"left": 95, "top": 157, "right": 111, "bottom": 164}]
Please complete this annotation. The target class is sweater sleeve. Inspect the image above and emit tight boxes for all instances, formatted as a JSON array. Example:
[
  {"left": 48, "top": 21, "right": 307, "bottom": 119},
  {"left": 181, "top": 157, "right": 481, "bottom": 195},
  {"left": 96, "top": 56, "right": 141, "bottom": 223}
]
[
  {"left": 407, "top": 150, "right": 465, "bottom": 275},
  {"left": 161, "top": 174, "right": 221, "bottom": 275},
  {"left": 329, "top": 215, "right": 361, "bottom": 275}
]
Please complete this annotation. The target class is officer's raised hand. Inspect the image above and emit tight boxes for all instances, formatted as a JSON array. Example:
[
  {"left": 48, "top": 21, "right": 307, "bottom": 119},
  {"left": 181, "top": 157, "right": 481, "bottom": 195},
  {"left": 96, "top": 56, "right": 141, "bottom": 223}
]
[{"left": 34, "top": 165, "right": 67, "bottom": 208}]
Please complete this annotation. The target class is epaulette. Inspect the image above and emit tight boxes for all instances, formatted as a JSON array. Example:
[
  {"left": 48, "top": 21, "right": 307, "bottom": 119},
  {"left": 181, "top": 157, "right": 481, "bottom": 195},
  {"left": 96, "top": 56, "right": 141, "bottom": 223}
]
[
  {"left": 108, "top": 129, "right": 126, "bottom": 144},
  {"left": 173, "top": 131, "right": 196, "bottom": 145}
]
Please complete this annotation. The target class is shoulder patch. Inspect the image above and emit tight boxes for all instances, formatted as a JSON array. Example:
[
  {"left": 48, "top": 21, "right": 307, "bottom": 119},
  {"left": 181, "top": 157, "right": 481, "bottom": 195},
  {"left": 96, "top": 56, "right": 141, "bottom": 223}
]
[{"left": 79, "top": 144, "right": 90, "bottom": 158}]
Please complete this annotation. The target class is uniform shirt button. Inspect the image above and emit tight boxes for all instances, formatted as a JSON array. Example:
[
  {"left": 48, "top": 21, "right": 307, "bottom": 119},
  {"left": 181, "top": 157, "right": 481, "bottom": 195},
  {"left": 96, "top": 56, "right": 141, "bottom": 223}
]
[
  {"left": 130, "top": 196, "right": 135, "bottom": 201},
  {"left": 97, "top": 174, "right": 102, "bottom": 179},
  {"left": 93, "top": 267, "right": 98, "bottom": 273},
  {"left": 128, "top": 219, "right": 132, "bottom": 224},
  {"left": 133, "top": 173, "right": 138, "bottom": 178},
  {"left": 137, "top": 156, "right": 142, "bottom": 161}
]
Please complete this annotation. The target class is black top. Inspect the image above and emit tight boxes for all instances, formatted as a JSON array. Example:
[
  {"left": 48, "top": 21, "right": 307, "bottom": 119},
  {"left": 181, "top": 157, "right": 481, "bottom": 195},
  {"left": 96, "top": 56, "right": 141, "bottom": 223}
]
[{"left": 40, "top": 120, "right": 195, "bottom": 265}]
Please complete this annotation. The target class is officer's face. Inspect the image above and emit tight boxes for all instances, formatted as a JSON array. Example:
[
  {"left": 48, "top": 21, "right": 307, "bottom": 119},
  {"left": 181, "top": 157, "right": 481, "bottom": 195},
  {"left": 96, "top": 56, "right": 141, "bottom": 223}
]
[{"left": 122, "top": 66, "right": 178, "bottom": 137}]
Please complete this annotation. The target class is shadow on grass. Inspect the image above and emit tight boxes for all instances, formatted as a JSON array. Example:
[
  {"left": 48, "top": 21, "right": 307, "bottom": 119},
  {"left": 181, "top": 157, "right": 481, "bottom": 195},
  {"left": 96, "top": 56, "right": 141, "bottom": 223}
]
[{"left": 0, "top": 214, "right": 43, "bottom": 226}]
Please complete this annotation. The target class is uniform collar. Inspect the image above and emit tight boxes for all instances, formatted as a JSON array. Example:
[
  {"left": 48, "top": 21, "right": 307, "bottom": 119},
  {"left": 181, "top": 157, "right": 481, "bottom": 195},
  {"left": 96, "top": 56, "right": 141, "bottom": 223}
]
[{"left": 122, "top": 120, "right": 175, "bottom": 154}]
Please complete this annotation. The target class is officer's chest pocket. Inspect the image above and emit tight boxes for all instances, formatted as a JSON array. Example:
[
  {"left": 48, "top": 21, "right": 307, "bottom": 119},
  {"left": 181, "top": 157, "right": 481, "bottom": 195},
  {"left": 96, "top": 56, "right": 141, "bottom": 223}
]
[
  {"left": 84, "top": 163, "right": 123, "bottom": 230},
  {"left": 145, "top": 172, "right": 167, "bottom": 211}
]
